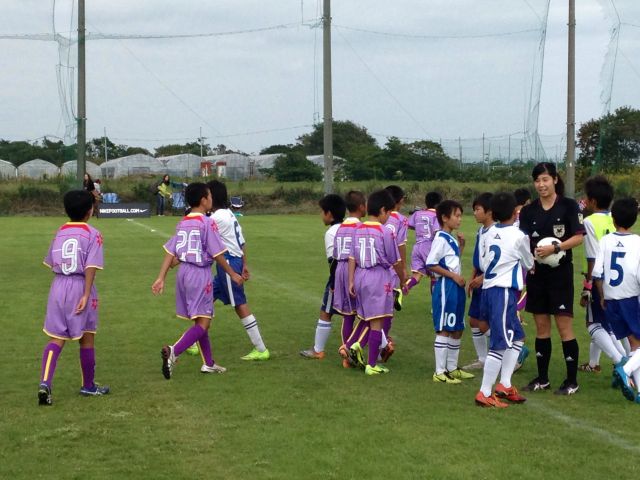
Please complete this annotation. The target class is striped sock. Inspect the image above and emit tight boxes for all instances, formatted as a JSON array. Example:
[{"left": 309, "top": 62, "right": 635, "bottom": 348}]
[
  {"left": 471, "top": 327, "right": 487, "bottom": 363},
  {"left": 481, "top": 350, "right": 504, "bottom": 396},
  {"left": 40, "top": 342, "right": 62, "bottom": 388},
  {"left": 434, "top": 335, "right": 448, "bottom": 374},
  {"left": 446, "top": 337, "right": 461, "bottom": 372},
  {"left": 500, "top": 341, "right": 523, "bottom": 388},
  {"left": 241, "top": 314, "right": 266, "bottom": 352}
]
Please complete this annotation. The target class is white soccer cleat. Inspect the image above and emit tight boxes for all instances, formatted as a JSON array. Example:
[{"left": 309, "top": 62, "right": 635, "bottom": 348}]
[{"left": 201, "top": 363, "right": 227, "bottom": 374}]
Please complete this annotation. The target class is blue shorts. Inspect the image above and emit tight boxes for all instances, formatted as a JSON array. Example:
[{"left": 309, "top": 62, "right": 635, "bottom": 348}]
[
  {"left": 586, "top": 287, "right": 612, "bottom": 332},
  {"left": 432, "top": 277, "right": 465, "bottom": 332},
  {"left": 321, "top": 277, "right": 337, "bottom": 315},
  {"left": 468, "top": 288, "right": 485, "bottom": 321},
  {"left": 481, "top": 287, "right": 525, "bottom": 351},
  {"left": 213, "top": 255, "right": 247, "bottom": 307},
  {"left": 605, "top": 297, "right": 640, "bottom": 340}
]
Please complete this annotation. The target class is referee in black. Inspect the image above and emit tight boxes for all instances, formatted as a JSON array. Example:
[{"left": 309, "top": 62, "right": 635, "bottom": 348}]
[{"left": 518, "top": 162, "right": 584, "bottom": 395}]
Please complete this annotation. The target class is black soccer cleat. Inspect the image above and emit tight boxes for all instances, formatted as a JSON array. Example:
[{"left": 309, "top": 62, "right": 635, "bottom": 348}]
[
  {"left": 38, "top": 383, "right": 52, "bottom": 406},
  {"left": 553, "top": 380, "right": 579, "bottom": 396},
  {"left": 522, "top": 377, "right": 551, "bottom": 392}
]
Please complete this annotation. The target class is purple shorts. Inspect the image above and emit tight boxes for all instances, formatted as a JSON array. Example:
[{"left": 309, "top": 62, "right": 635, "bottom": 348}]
[
  {"left": 176, "top": 263, "right": 214, "bottom": 320},
  {"left": 355, "top": 266, "right": 394, "bottom": 321},
  {"left": 333, "top": 261, "right": 355, "bottom": 315},
  {"left": 411, "top": 242, "right": 432, "bottom": 276},
  {"left": 43, "top": 275, "right": 98, "bottom": 340}
]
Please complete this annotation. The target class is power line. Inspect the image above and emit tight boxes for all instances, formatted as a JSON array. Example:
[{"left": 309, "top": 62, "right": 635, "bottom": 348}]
[{"left": 333, "top": 24, "right": 540, "bottom": 40}]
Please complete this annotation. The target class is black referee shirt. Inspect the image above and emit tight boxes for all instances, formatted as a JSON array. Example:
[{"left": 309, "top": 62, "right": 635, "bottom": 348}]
[{"left": 518, "top": 196, "right": 584, "bottom": 267}]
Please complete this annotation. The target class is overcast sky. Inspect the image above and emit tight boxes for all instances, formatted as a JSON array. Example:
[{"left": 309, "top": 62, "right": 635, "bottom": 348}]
[{"left": 0, "top": 0, "right": 638, "bottom": 157}]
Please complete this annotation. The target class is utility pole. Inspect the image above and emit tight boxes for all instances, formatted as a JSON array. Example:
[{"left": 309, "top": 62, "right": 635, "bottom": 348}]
[
  {"left": 103, "top": 127, "right": 108, "bottom": 163},
  {"left": 76, "top": 0, "right": 86, "bottom": 183},
  {"left": 458, "top": 136, "right": 462, "bottom": 168},
  {"left": 566, "top": 0, "right": 576, "bottom": 198},
  {"left": 322, "top": 0, "right": 333, "bottom": 194},
  {"left": 508, "top": 134, "right": 511, "bottom": 163},
  {"left": 199, "top": 127, "right": 207, "bottom": 158}
]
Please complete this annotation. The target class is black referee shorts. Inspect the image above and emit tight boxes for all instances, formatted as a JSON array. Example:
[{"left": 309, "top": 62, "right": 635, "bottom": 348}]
[{"left": 525, "top": 261, "right": 574, "bottom": 317}]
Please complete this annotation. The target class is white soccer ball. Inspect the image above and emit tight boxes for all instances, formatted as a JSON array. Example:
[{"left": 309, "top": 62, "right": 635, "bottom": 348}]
[{"left": 535, "top": 236, "right": 565, "bottom": 267}]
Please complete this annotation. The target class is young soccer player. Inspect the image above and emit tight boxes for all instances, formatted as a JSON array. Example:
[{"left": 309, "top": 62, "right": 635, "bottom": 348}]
[
  {"left": 593, "top": 198, "right": 640, "bottom": 402},
  {"left": 348, "top": 190, "right": 405, "bottom": 375},
  {"left": 300, "top": 194, "right": 346, "bottom": 359},
  {"left": 513, "top": 188, "right": 532, "bottom": 370},
  {"left": 152, "top": 182, "right": 243, "bottom": 379},
  {"left": 464, "top": 192, "right": 494, "bottom": 370},
  {"left": 384, "top": 185, "right": 409, "bottom": 313},
  {"left": 475, "top": 192, "right": 534, "bottom": 407},
  {"left": 425, "top": 200, "right": 473, "bottom": 383},
  {"left": 207, "top": 180, "right": 269, "bottom": 361},
  {"left": 406, "top": 191, "right": 442, "bottom": 293},
  {"left": 333, "top": 191, "right": 367, "bottom": 368},
  {"left": 38, "top": 190, "right": 108, "bottom": 406},
  {"left": 579, "top": 176, "right": 627, "bottom": 373},
  {"left": 513, "top": 188, "right": 531, "bottom": 228}
]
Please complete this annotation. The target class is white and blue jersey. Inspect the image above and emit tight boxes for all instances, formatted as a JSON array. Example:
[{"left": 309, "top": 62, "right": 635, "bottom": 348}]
[
  {"left": 211, "top": 208, "right": 247, "bottom": 307},
  {"left": 468, "top": 225, "right": 493, "bottom": 320},
  {"left": 479, "top": 224, "right": 534, "bottom": 350},
  {"left": 426, "top": 231, "right": 465, "bottom": 332},
  {"left": 593, "top": 233, "right": 640, "bottom": 340}
]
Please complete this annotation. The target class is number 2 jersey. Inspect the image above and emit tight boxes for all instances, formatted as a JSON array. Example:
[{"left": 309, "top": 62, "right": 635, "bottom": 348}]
[
  {"left": 593, "top": 232, "right": 640, "bottom": 300},
  {"left": 480, "top": 224, "right": 534, "bottom": 291}
]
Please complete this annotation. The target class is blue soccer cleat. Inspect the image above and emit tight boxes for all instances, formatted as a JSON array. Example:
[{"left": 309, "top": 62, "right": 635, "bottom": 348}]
[
  {"left": 80, "top": 384, "right": 110, "bottom": 396},
  {"left": 515, "top": 345, "right": 530, "bottom": 372},
  {"left": 613, "top": 365, "right": 635, "bottom": 402}
]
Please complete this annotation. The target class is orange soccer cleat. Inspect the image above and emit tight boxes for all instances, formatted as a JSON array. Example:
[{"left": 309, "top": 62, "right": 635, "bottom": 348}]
[
  {"left": 474, "top": 391, "right": 509, "bottom": 408},
  {"left": 495, "top": 383, "right": 527, "bottom": 403}
]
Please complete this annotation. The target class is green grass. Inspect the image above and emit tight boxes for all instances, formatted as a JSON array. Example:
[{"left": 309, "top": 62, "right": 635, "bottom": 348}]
[{"left": 1, "top": 214, "right": 640, "bottom": 479}]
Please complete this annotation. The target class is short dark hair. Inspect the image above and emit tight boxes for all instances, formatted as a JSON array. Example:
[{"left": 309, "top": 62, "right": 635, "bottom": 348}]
[
  {"left": 367, "top": 189, "right": 395, "bottom": 216},
  {"left": 490, "top": 192, "right": 517, "bottom": 223},
  {"left": 207, "top": 179, "right": 229, "bottom": 209},
  {"left": 514, "top": 188, "right": 531, "bottom": 206},
  {"left": 436, "top": 199, "right": 463, "bottom": 226},
  {"left": 385, "top": 185, "right": 405, "bottom": 205},
  {"left": 185, "top": 182, "right": 210, "bottom": 208},
  {"left": 584, "top": 175, "right": 614, "bottom": 210},
  {"left": 345, "top": 190, "right": 366, "bottom": 213},
  {"left": 532, "top": 162, "right": 565, "bottom": 196},
  {"left": 472, "top": 192, "right": 493, "bottom": 211},
  {"left": 64, "top": 190, "right": 94, "bottom": 221},
  {"left": 319, "top": 194, "right": 346, "bottom": 223},
  {"left": 425, "top": 191, "right": 442, "bottom": 209},
  {"left": 611, "top": 198, "right": 638, "bottom": 229}
]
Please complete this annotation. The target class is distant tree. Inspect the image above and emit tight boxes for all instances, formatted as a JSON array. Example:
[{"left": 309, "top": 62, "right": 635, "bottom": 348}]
[
  {"left": 297, "top": 120, "right": 378, "bottom": 158},
  {"left": 155, "top": 142, "right": 210, "bottom": 157},
  {"left": 577, "top": 106, "right": 640, "bottom": 172},
  {"left": 259, "top": 144, "right": 300, "bottom": 155},
  {"left": 123, "top": 146, "right": 152, "bottom": 157},
  {"left": 269, "top": 151, "right": 322, "bottom": 182}
]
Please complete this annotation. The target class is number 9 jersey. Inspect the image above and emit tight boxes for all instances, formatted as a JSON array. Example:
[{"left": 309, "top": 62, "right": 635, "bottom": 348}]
[{"left": 43, "top": 222, "right": 104, "bottom": 275}]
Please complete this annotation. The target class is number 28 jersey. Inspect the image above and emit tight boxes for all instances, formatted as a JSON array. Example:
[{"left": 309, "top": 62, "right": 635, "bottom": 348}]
[
  {"left": 43, "top": 222, "right": 104, "bottom": 275},
  {"left": 593, "top": 233, "right": 640, "bottom": 300},
  {"left": 164, "top": 213, "right": 227, "bottom": 267}
]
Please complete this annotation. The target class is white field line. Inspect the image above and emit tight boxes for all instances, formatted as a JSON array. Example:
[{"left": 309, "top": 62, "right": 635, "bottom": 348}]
[
  {"left": 126, "top": 219, "right": 322, "bottom": 306},
  {"left": 527, "top": 400, "right": 640, "bottom": 453}
]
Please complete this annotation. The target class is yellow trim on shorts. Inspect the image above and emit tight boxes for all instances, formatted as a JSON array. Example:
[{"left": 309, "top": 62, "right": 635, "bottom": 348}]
[
  {"left": 176, "top": 314, "right": 214, "bottom": 320},
  {"left": 334, "top": 307, "right": 357, "bottom": 316},
  {"left": 43, "top": 329, "right": 82, "bottom": 341},
  {"left": 355, "top": 313, "right": 393, "bottom": 322},
  {"left": 410, "top": 270, "right": 425, "bottom": 276}
]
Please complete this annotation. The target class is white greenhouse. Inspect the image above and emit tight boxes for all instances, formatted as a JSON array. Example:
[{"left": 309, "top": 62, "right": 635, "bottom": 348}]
[
  {"left": 247, "top": 154, "right": 283, "bottom": 178},
  {"left": 203, "top": 153, "right": 250, "bottom": 181},
  {"left": 61, "top": 160, "right": 101, "bottom": 179},
  {"left": 162, "top": 154, "right": 204, "bottom": 178},
  {"left": 17, "top": 159, "right": 59, "bottom": 179},
  {"left": 100, "top": 154, "right": 165, "bottom": 179},
  {"left": 0, "top": 159, "right": 17, "bottom": 179}
]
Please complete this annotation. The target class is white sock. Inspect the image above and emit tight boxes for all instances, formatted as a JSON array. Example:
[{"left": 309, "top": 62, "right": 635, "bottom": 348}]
[
  {"left": 588, "top": 340, "right": 601, "bottom": 367},
  {"left": 500, "top": 341, "right": 523, "bottom": 388},
  {"left": 380, "top": 330, "right": 389, "bottom": 349},
  {"left": 471, "top": 327, "right": 487, "bottom": 363},
  {"left": 446, "top": 337, "right": 461, "bottom": 372},
  {"left": 623, "top": 349, "right": 640, "bottom": 376},
  {"left": 622, "top": 337, "right": 631, "bottom": 356},
  {"left": 313, "top": 319, "right": 332, "bottom": 353},
  {"left": 481, "top": 350, "right": 504, "bottom": 396},
  {"left": 241, "top": 314, "right": 266, "bottom": 352},
  {"left": 434, "top": 335, "right": 448, "bottom": 374},
  {"left": 588, "top": 324, "right": 622, "bottom": 364},
  {"left": 633, "top": 370, "right": 640, "bottom": 395}
]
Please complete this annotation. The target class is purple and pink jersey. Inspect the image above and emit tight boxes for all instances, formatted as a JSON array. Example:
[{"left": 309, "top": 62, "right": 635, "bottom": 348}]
[
  {"left": 164, "top": 213, "right": 227, "bottom": 319},
  {"left": 332, "top": 218, "right": 360, "bottom": 315},
  {"left": 408, "top": 209, "right": 440, "bottom": 275},
  {"left": 42, "top": 222, "right": 104, "bottom": 340},
  {"left": 350, "top": 221, "right": 400, "bottom": 321}
]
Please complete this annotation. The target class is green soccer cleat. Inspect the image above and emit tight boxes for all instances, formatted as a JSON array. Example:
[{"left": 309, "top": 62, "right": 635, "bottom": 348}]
[
  {"left": 433, "top": 372, "right": 461, "bottom": 384},
  {"left": 393, "top": 288, "right": 403, "bottom": 311},
  {"left": 448, "top": 368, "right": 475, "bottom": 380},
  {"left": 241, "top": 348, "right": 270, "bottom": 361},
  {"left": 349, "top": 342, "right": 366, "bottom": 369},
  {"left": 185, "top": 343, "right": 199, "bottom": 356},
  {"left": 365, "top": 364, "right": 390, "bottom": 375}
]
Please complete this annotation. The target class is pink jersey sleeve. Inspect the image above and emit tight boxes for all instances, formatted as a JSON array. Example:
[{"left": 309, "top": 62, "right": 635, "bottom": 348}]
[
  {"left": 85, "top": 227, "right": 104, "bottom": 269},
  {"left": 383, "top": 228, "right": 400, "bottom": 266}
]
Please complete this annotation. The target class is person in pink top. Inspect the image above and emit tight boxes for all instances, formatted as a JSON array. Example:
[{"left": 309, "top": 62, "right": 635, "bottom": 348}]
[{"left": 406, "top": 192, "right": 442, "bottom": 294}]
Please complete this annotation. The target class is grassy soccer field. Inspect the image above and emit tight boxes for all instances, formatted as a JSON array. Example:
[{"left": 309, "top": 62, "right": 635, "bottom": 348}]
[{"left": 1, "top": 214, "right": 639, "bottom": 479}]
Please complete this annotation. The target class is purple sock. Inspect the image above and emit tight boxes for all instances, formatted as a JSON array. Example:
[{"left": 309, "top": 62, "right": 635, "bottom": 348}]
[
  {"left": 40, "top": 342, "right": 62, "bottom": 387},
  {"left": 198, "top": 332, "right": 214, "bottom": 367},
  {"left": 80, "top": 347, "right": 95, "bottom": 389},
  {"left": 368, "top": 330, "right": 383, "bottom": 367},
  {"left": 346, "top": 321, "right": 366, "bottom": 348},
  {"left": 173, "top": 325, "right": 206, "bottom": 357},
  {"left": 341, "top": 315, "right": 355, "bottom": 344},
  {"left": 383, "top": 317, "right": 393, "bottom": 337},
  {"left": 406, "top": 277, "right": 418, "bottom": 291}
]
